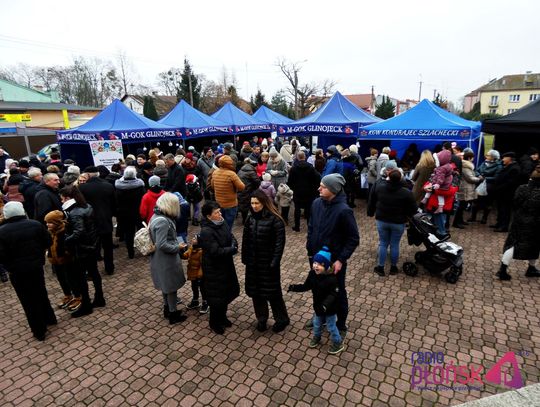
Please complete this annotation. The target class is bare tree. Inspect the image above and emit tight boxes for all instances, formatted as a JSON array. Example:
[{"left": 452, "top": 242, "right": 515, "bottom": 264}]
[
  {"left": 275, "top": 58, "right": 335, "bottom": 118},
  {"left": 116, "top": 50, "right": 135, "bottom": 95}
]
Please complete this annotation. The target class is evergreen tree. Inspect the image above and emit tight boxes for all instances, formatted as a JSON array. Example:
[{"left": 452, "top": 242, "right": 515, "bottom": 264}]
[
  {"left": 253, "top": 89, "right": 268, "bottom": 111},
  {"left": 375, "top": 95, "right": 395, "bottom": 119},
  {"left": 178, "top": 58, "right": 201, "bottom": 108},
  {"left": 271, "top": 90, "right": 290, "bottom": 117},
  {"left": 143, "top": 96, "right": 159, "bottom": 120},
  {"left": 433, "top": 93, "right": 448, "bottom": 110},
  {"left": 228, "top": 85, "right": 241, "bottom": 107}
]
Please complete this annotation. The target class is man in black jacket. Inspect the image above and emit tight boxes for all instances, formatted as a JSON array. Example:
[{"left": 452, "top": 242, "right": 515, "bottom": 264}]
[
  {"left": 492, "top": 152, "right": 521, "bottom": 233},
  {"left": 306, "top": 174, "right": 359, "bottom": 335},
  {"left": 79, "top": 166, "right": 116, "bottom": 274},
  {"left": 33, "top": 173, "right": 62, "bottom": 223},
  {"left": 288, "top": 151, "right": 321, "bottom": 231},
  {"left": 164, "top": 154, "right": 187, "bottom": 197},
  {"left": 0, "top": 202, "right": 56, "bottom": 341},
  {"left": 20, "top": 167, "right": 43, "bottom": 219}
]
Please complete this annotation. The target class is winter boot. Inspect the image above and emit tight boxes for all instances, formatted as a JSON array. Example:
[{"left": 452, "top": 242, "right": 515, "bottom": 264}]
[
  {"left": 525, "top": 265, "right": 540, "bottom": 277},
  {"left": 496, "top": 263, "right": 511, "bottom": 281},
  {"left": 71, "top": 300, "right": 93, "bottom": 318},
  {"left": 163, "top": 305, "right": 170, "bottom": 319},
  {"left": 168, "top": 310, "right": 187, "bottom": 325}
]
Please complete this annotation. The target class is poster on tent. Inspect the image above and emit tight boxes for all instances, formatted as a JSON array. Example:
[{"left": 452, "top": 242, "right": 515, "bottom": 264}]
[{"left": 88, "top": 140, "right": 123, "bottom": 170}]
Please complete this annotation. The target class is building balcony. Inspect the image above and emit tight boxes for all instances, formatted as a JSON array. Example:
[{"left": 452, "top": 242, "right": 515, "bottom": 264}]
[{"left": 489, "top": 103, "right": 499, "bottom": 108}]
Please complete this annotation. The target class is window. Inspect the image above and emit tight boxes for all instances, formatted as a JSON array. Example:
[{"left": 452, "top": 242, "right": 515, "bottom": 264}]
[
  {"left": 530, "top": 94, "right": 540, "bottom": 101},
  {"left": 509, "top": 94, "right": 520, "bottom": 103},
  {"left": 508, "top": 109, "right": 518, "bottom": 114},
  {"left": 490, "top": 95, "right": 498, "bottom": 106},
  {"left": 489, "top": 108, "right": 497, "bottom": 114}
]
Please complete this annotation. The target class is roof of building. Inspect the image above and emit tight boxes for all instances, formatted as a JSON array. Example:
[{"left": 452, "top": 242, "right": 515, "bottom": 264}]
[
  {"left": 0, "top": 101, "right": 101, "bottom": 112},
  {"left": 121, "top": 94, "right": 178, "bottom": 117},
  {"left": 344, "top": 94, "right": 374, "bottom": 109},
  {"left": 0, "top": 78, "right": 62, "bottom": 103},
  {"left": 478, "top": 73, "right": 540, "bottom": 93}
]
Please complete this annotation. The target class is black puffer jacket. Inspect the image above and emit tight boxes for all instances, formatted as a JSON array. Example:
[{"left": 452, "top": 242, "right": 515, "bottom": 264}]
[
  {"left": 19, "top": 179, "right": 41, "bottom": 219},
  {"left": 33, "top": 184, "right": 62, "bottom": 224},
  {"left": 237, "top": 163, "right": 261, "bottom": 212},
  {"left": 367, "top": 179, "right": 418, "bottom": 224},
  {"left": 242, "top": 209, "right": 286, "bottom": 298},
  {"left": 199, "top": 218, "right": 240, "bottom": 307},
  {"left": 492, "top": 162, "right": 521, "bottom": 202},
  {"left": 287, "top": 161, "right": 321, "bottom": 205},
  {"left": 0, "top": 216, "right": 51, "bottom": 274},
  {"left": 289, "top": 272, "right": 339, "bottom": 316},
  {"left": 503, "top": 179, "right": 540, "bottom": 260},
  {"left": 64, "top": 203, "right": 98, "bottom": 259}
]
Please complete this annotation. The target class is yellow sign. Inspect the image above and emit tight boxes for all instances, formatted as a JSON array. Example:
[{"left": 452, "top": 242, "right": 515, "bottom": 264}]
[{"left": 0, "top": 113, "right": 32, "bottom": 122}]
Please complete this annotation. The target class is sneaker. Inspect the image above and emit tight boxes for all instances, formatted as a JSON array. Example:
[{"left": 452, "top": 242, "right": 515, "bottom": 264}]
[
  {"left": 328, "top": 342, "right": 345, "bottom": 355},
  {"left": 57, "top": 295, "right": 73, "bottom": 309},
  {"left": 186, "top": 300, "right": 200, "bottom": 310},
  {"left": 176, "top": 298, "right": 184, "bottom": 305},
  {"left": 309, "top": 337, "right": 321, "bottom": 348},
  {"left": 339, "top": 329, "right": 348, "bottom": 341},
  {"left": 67, "top": 297, "right": 82, "bottom": 312},
  {"left": 199, "top": 302, "right": 209, "bottom": 314},
  {"left": 304, "top": 319, "right": 314, "bottom": 330}
]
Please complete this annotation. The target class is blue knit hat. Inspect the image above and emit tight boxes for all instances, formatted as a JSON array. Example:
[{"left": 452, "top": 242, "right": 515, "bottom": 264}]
[{"left": 313, "top": 246, "right": 332, "bottom": 270}]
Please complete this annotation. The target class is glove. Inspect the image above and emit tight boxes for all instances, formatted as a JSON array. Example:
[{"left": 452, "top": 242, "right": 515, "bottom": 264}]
[
  {"left": 432, "top": 183, "right": 440, "bottom": 190},
  {"left": 230, "top": 241, "right": 238, "bottom": 255},
  {"left": 288, "top": 284, "right": 302, "bottom": 292},
  {"left": 270, "top": 170, "right": 278, "bottom": 176}
]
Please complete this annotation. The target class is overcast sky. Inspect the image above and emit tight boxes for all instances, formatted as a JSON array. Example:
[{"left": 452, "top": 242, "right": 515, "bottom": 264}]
[{"left": 1, "top": 0, "right": 539, "bottom": 108}]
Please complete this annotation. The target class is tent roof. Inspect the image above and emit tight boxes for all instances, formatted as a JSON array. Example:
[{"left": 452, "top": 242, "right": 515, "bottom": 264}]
[
  {"left": 211, "top": 102, "right": 271, "bottom": 133},
  {"left": 58, "top": 99, "right": 180, "bottom": 143},
  {"left": 252, "top": 105, "right": 293, "bottom": 124},
  {"left": 482, "top": 98, "right": 540, "bottom": 134},
  {"left": 159, "top": 99, "right": 228, "bottom": 128},
  {"left": 360, "top": 99, "right": 481, "bottom": 140},
  {"left": 293, "top": 91, "right": 381, "bottom": 125}
]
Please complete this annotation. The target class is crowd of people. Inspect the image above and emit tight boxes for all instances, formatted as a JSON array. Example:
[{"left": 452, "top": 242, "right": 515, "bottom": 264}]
[{"left": 0, "top": 138, "right": 539, "bottom": 354}]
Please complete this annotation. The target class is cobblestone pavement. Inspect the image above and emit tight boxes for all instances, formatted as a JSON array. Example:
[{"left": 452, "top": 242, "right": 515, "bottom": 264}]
[{"left": 1, "top": 201, "right": 539, "bottom": 406}]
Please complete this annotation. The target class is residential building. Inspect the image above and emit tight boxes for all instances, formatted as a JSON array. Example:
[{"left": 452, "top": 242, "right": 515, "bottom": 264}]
[
  {"left": 121, "top": 94, "right": 177, "bottom": 118},
  {"left": 0, "top": 79, "right": 100, "bottom": 158},
  {"left": 467, "top": 72, "right": 540, "bottom": 115}
]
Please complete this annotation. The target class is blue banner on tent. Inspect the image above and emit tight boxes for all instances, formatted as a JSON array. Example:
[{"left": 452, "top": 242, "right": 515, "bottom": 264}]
[
  {"left": 58, "top": 129, "right": 183, "bottom": 143},
  {"left": 278, "top": 123, "right": 358, "bottom": 136},
  {"left": 359, "top": 128, "right": 472, "bottom": 138},
  {"left": 184, "top": 126, "right": 232, "bottom": 137}
]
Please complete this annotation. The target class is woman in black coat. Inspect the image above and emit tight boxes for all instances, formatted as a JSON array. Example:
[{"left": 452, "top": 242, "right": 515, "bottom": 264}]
[
  {"left": 115, "top": 166, "right": 145, "bottom": 259},
  {"left": 60, "top": 185, "right": 104, "bottom": 317},
  {"left": 237, "top": 158, "right": 261, "bottom": 224},
  {"left": 242, "top": 189, "right": 288, "bottom": 333},
  {"left": 199, "top": 201, "right": 240, "bottom": 335},
  {"left": 496, "top": 166, "right": 540, "bottom": 280}
]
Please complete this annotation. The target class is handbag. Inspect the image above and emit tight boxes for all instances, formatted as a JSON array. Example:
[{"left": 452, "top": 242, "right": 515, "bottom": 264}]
[
  {"left": 134, "top": 221, "right": 155, "bottom": 256},
  {"left": 476, "top": 180, "right": 488, "bottom": 196}
]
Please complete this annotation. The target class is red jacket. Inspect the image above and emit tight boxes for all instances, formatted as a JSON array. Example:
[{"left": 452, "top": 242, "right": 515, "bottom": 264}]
[{"left": 139, "top": 189, "right": 165, "bottom": 224}]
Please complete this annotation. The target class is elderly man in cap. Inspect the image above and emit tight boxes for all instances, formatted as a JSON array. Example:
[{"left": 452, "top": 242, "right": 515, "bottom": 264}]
[
  {"left": 0, "top": 201, "right": 56, "bottom": 341},
  {"left": 491, "top": 152, "right": 521, "bottom": 233},
  {"left": 304, "top": 173, "right": 359, "bottom": 337}
]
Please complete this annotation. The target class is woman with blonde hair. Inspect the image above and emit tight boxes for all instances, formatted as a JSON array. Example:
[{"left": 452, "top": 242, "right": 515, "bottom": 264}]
[
  {"left": 411, "top": 150, "right": 436, "bottom": 203},
  {"left": 149, "top": 192, "right": 187, "bottom": 324}
]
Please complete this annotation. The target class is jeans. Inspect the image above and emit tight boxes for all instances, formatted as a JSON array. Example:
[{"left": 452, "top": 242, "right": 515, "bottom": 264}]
[
  {"left": 432, "top": 213, "right": 447, "bottom": 236},
  {"left": 221, "top": 206, "right": 238, "bottom": 232},
  {"left": 376, "top": 220, "right": 406, "bottom": 267},
  {"left": 313, "top": 314, "right": 341, "bottom": 344}
]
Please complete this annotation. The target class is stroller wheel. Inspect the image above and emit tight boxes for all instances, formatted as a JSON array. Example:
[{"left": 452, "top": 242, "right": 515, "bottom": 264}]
[
  {"left": 403, "top": 262, "right": 418, "bottom": 277},
  {"left": 451, "top": 265, "right": 463, "bottom": 277},
  {"left": 414, "top": 252, "right": 424, "bottom": 263},
  {"left": 445, "top": 271, "right": 459, "bottom": 284}
]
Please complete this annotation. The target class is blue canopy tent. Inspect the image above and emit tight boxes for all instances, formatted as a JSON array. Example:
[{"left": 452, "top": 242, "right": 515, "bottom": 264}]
[
  {"left": 57, "top": 99, "right": 182, "bottom": 167},
  {"left": 277, "top": 91, "right": 381, "bottom": 151},
  {"left": 158, "top": 99, "right": 231, "bottom": 139},
  {"left": 211, "top": 102, "right": 272, "bottom": 134},
  {"left": 359, "top": 99, "right": 482, "bottom": 159},
  {"left": 252, "top": 105, "right": 293, "bottom": 127}
]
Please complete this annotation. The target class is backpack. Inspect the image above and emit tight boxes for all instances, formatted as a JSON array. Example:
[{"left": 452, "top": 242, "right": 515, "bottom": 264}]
[{"left": 134, "top": 221, "right": 155, "bottom": 256}]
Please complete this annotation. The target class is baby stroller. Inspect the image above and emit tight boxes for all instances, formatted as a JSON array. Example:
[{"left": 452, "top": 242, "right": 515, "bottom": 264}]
[{"left": 403, "top": 212, "right": 464, "bottom": 284}]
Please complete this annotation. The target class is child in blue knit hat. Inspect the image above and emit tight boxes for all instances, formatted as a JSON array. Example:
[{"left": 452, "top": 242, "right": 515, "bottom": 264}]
[{"left": 289, "top": 246, "right": 344, "bottom": 355}]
